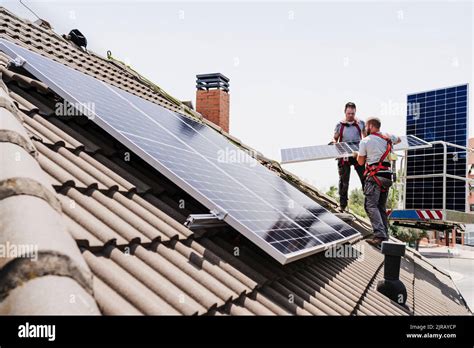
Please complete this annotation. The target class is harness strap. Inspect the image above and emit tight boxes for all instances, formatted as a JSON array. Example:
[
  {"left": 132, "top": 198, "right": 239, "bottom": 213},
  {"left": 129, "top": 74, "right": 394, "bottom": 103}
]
[
  {"left": 353, "top": 122, "right": 362, "bottom": 139},
  {"left": 337, "top": 121, "right": 363, "bottom": 142},
  {"left": 363, "top": 132, "right": 392, "bottom": 192},
  {"left": 338, "top": 122, "right": 345, "bottom": 143}
]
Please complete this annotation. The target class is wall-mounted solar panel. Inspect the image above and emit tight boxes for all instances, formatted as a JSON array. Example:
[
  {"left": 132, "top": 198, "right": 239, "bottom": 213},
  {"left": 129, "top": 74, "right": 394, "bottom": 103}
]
[
  {"left": 406, "top": 85, "right": 468, "bottom": 212},
  {"left": 281, "top": 135, "right": 431, "bottom": 164},
  {"left": 0, "top": 38, "right": 361, "bottom": 264}
]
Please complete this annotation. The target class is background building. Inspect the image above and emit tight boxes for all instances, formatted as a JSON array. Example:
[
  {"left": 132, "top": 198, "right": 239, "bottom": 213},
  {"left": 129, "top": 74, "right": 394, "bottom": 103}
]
[{"left": 465, "top": 138, "right": 474, "bottom": 246}]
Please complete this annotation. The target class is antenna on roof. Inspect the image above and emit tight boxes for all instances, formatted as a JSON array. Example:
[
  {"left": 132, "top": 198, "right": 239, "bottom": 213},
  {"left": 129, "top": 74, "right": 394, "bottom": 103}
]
[{"left": 19, "top": 0, "right": 52, "bottom": 29}]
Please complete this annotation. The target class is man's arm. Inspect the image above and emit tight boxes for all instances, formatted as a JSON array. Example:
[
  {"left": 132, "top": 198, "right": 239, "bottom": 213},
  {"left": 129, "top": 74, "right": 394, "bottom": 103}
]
[
  {"left": 331, "top": 123, "right": 340, "bottom": 144},
  {"left": 390, "top": 134, "right": 402, "bottom": 145},
  {"left": 357, "top": 139, "right": 367, "bottom": 166},
  {"left": 360, "top": 121, "right": 367, "bottom": 138}
]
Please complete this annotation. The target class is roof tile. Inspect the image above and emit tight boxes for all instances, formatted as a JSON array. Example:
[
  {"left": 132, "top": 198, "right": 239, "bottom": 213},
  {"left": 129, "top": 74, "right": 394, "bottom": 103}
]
[
  {"left": 82, "top": 248, "right": 181, "bottom": 315},
  {"left": 0, "top": 275, "right": 99, "bottom": 315}
]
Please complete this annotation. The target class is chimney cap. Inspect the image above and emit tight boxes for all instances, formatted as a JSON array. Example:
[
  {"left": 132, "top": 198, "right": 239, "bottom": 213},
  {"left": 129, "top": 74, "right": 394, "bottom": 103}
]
[
  {"left": 196, "top": 73, "right": 229, "bottom": 92},
  {"left": 381, "top": 241, "right": 406, "bottom": 257},
  {"left": 196, "top": 72, "right": 229, "bottom": 82}
]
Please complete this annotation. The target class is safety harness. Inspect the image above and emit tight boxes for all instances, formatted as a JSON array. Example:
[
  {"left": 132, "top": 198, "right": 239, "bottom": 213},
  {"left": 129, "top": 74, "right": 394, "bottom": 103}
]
[
  {"left": 363, "top": 132, "right": 392, "bottom": 192},
  {"left": 338, "top": 121, "right": 362, "bottom": 142},
  {"left": 338, "top": 121, "right": 362, "bottom": 164}
]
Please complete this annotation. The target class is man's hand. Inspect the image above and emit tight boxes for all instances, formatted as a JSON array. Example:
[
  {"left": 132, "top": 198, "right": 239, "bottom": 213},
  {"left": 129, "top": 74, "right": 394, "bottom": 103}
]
[
  {"left": 357, "top": 154, "right": 366, "bottom": 166},
  {"left": 328, "top": 140, "right": 336, "bottom": 145}
]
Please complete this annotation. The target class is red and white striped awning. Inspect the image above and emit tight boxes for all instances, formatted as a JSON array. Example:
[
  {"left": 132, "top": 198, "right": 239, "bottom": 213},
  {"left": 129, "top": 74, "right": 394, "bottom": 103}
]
[{"left": 416, "top": 210, "right": 444, "bottom": 220}]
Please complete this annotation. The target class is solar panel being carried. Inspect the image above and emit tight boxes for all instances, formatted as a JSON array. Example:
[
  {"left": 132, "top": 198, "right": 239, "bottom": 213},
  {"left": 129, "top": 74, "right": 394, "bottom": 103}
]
[
  {"left": 0, "top": 38, "right": 360, "bottom": 264},
  {"left": 281, "top": 135, "right": 431, "bottom": 164}
]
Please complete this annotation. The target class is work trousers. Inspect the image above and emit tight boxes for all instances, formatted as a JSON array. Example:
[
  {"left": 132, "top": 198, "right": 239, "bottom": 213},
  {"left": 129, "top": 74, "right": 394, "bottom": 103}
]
[
  {"left": 364, "top": 176, "right": 393, "bottom": 239},
  {"left": 337, "top": 157, "right": 365, "bottom": 209}
]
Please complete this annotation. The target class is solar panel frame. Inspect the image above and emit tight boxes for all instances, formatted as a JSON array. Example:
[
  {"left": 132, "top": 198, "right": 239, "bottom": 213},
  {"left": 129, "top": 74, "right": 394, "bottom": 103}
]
[
  {"left": 0, "top": 38, "right": 361, "bottom": 264},
  {"left": 281, "top": 135, "right": 431, "bottom": 164}
]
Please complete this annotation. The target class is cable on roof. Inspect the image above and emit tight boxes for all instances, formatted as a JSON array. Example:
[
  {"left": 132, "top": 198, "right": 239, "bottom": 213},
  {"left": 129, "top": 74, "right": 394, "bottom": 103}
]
[
  {"left": 18, "top": 0, "right": 52, "bottom": 30},
  {"left": 19, "top": 0, "right": 40, "bottom": 20}
]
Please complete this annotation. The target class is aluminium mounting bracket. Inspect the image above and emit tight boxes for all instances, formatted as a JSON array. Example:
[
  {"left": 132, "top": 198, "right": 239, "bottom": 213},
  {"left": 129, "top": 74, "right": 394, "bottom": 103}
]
[
  {"left": 9, "top": 55, "right": 26, "bottom": 68},
  {"left": 184, "top": 208, "right": 228, "bottom": 230}
]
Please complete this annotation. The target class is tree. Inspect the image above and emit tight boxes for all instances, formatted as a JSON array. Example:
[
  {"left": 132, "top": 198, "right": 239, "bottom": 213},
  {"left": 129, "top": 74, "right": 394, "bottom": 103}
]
[
  {"left": 326, "top": 185, "right": 339, "bottom": 201},
  {"left": 326, "top": 179, "right": 398, "bottom": 219},
  {"left": 348, "top": 188, "right": 367, "bottom": 217},
  {"left": 390, "top": 224, "right": 428, "bottom": 250},
  {"left": 387, "top": 183, "right": 400, "bottom": 210},
  {"left": 326, "top": 185, "right": 367, "bottom": 217}
]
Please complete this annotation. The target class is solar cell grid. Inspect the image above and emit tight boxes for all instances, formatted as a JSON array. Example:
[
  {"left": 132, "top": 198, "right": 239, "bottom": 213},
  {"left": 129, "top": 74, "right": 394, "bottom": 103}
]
[
  {"left": 406, "top": 85, "right": 468, "bottom": 212},
  {"left": 0, "top": 38, "right": 360, "bottom": 264}
]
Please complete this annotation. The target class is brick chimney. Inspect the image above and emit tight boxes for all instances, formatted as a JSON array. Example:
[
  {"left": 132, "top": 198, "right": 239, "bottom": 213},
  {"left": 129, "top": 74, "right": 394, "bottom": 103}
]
[{"left": 196, "top": 73, "right": 230, "bottom": 133}]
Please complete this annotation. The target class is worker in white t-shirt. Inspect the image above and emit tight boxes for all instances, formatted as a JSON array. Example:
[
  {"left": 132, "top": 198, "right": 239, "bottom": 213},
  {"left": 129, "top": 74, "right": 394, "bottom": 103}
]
[{"left": 357, "top": 117, "right": 401, "bottom": 247}]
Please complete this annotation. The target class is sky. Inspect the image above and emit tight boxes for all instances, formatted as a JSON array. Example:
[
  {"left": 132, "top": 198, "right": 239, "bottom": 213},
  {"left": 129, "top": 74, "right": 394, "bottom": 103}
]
[{"left": 2, "top": 0, "right": 473, "bottom": 192}]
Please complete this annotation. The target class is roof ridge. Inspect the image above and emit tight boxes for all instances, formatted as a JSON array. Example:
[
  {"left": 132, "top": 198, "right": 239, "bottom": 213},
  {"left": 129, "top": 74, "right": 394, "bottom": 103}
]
[{"left": 0, "top": 6, "right": 190, "bottom": 113}]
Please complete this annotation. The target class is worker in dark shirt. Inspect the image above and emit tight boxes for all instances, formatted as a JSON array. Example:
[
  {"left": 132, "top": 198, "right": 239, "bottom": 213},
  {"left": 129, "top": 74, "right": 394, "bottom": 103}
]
[
  {"left": 357, "top": 117, "right": 401, "bottom": 247},
  {"left": 331, "top": 102, "right": 366, "bottom": 212}
]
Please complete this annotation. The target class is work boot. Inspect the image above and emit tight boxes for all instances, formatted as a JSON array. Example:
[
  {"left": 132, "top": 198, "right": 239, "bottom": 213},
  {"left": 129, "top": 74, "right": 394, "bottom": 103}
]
[{"left": 366, "top": 237, "right": 387, "bottom": 248}]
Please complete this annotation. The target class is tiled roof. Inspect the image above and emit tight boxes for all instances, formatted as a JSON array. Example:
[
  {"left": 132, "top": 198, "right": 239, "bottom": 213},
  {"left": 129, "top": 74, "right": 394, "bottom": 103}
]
[{"left": 0, "top": 6, "right": 470, "bottom": 315}]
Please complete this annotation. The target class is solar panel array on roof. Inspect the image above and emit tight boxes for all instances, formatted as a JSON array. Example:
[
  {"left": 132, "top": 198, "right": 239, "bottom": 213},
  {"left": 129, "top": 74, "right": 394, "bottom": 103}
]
[
  {"left": 0, "top": 38, "right": 360, "bottom": 264},
  {"left": 406, "top": 85, "right": 468, "bottom": 212},
  {"left": 280, "top": 135, "right": 431, "bottom": 164}
]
